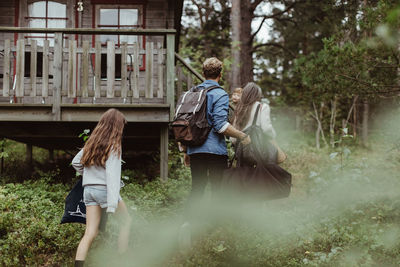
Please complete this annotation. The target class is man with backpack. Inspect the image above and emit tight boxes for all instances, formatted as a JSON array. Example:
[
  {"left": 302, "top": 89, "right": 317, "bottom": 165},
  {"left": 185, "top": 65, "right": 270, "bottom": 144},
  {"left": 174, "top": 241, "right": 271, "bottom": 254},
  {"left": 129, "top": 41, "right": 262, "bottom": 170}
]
[
  {"left": 175, "top": 57, "right": 250, "bottom": 249},
  {"left": 176, "top": 57, "right": 251, "bottom": 209}
]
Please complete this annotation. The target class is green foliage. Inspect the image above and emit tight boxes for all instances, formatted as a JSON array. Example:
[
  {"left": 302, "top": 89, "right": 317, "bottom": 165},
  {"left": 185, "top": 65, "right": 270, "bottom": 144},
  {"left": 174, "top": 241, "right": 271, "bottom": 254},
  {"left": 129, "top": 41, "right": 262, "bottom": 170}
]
[
  {"left": 1, "top": 135, "right": 400, "bottom": 266},
  {"left": 0, "top": 139, "right": 53, "bottom": 182},
  {"left": 0, "top": 176, "right": 84, "bottom": 266},
  {"left": 78, "top": 129, "right": 90, "bottom": 143},
  {"left": 180, "top": 0, "right": 231, "bottom": 88},
  {"left": 0, "top": 139, "right": 9, "bottom": 160}
]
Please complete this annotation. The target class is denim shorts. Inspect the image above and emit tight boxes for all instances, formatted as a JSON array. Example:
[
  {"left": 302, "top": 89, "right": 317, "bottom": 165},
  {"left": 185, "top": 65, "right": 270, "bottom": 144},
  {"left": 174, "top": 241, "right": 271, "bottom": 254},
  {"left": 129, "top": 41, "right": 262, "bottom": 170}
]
[{"left": 83, "top": 185, "right": 122, "bottom": 208}]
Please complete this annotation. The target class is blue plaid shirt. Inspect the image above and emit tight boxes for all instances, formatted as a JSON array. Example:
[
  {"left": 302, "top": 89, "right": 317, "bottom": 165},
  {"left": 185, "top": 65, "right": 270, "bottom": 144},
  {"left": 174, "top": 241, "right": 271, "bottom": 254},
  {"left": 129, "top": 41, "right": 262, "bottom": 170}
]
[{"left": 187, "top": 80, "right": 229, "bottom": 156}]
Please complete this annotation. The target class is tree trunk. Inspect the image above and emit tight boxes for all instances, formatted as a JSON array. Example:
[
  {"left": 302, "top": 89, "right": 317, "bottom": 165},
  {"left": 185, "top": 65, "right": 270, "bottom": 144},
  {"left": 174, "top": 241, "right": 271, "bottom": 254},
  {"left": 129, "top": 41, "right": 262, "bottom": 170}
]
[
  {"left": 361, "top": 99, "right": 369, "bottom": 146},
  {"left": 353, "top": 98, "right": 358, "bottom": 138},
  {"left": 239, "top": 0, "right": 254, "bottom": 84},
  {"left": 230, "top": 0, "right": 241, "bottom": 91},
  {"left": 329, "top": 96, "right": 337, "bottom": 148},
  {"left": 312, "top": 102, "right": 327, "bottom": 149},
  {"left": 316, "top": 124, "right": 321, "bottom": 149}
]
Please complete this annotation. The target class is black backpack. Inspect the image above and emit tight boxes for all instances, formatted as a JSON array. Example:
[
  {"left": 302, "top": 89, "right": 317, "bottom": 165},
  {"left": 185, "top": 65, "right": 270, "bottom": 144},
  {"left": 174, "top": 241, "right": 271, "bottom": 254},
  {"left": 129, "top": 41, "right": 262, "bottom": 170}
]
[{"left": 171, "top": 85, "right": 221, "bottom": 146}]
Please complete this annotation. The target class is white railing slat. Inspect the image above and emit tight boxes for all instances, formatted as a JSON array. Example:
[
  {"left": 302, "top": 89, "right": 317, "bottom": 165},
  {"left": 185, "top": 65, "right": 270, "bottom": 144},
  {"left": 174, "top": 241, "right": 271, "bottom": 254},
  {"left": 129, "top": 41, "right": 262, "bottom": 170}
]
[
  {"left": 107, "top": 41, "right": 115, "bottom": 98},
  {"left": 30, "top": 40, "right": 37, "bottom": 97},
  {"left": 3, "top": 39, "right": 10, "bottom": 97}
]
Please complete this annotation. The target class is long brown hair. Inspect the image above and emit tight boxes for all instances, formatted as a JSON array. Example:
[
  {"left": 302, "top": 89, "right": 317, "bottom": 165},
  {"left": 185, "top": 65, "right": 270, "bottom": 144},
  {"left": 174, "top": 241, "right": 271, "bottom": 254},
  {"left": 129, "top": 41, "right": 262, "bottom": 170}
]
[
  {"left": 81, "top": 108, "right": 127, "bottom": 167},
  {"left": 233, "top": 82, "right": 262, "bottom": 130}
]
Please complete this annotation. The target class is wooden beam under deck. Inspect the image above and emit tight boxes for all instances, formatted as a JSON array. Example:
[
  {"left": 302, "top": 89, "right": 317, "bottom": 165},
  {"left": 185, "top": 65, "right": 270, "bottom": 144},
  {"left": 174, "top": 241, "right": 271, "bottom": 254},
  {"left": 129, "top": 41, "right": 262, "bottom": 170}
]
[
  {"left": 0, "top": 121, "right": 170, "bottom": 151},
  {"left": 0, "top": 103, "right": 170, "bottom": 122}
]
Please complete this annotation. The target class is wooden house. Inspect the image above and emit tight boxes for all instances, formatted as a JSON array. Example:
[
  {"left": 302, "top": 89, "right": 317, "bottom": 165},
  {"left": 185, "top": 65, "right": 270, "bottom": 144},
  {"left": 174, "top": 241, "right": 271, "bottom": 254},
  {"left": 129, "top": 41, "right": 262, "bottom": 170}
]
[{"left": 0, "top": 0, "right": 202, "bottom": 180}]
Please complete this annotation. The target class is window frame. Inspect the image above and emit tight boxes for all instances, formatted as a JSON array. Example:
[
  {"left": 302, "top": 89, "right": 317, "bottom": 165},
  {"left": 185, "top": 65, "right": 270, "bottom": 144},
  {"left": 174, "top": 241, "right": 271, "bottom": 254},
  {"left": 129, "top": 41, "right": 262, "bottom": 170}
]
[
  {"left": 93, "top": 3, "right": 147, "bottom": 72},
  {"left": 25, "top": 0, "right": 69, "bottom": 44},
  {"left": 18, "top": 0, "right": 73, "bottom": 77}
]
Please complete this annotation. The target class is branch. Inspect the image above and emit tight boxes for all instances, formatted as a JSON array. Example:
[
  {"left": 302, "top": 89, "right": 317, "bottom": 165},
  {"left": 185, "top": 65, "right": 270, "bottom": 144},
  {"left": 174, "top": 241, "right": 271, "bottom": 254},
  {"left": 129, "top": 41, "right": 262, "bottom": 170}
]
[
  {"left": 191, "top": 0, "right": 205, "bottom": 28},
  {"left": 343, "top": 95, "right": 358, "bottom": 130},
  {"left": 338, "top": 74, "right": 400, "bottom": 88},
  {"left": 252, "top": 42, "right": 296, "bottom": 58},
  {"left": 252, "top": 1, "right": 299, "bottom": 19},
  {"left": 251, "top": 16, "right": 267, "bottom": 42},
  {"left": 274, "top": 17, "right": 298, "bottom": 26},
  {"left": 251, "top": 0, "right": 265, "bottom": 12},
  {"left": 312, "top": 101, "right": 328, "bottom": 147}
]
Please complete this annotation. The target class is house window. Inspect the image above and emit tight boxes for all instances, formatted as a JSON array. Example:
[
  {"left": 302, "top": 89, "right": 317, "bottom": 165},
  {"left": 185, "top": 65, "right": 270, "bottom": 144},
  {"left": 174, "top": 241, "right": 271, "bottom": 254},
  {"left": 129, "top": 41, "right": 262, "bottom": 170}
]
[
  {"left": 26, "top": 1, "right": 67, "bottom": 46},
  {"left": 95, "top": 5, "right": 145, "bottom": 77},
  {"left": 23, "top": 1, "right": 67, "bottom": 76},
  {"left": 98, "top": 7, "right": 140, "bottom": 46}
]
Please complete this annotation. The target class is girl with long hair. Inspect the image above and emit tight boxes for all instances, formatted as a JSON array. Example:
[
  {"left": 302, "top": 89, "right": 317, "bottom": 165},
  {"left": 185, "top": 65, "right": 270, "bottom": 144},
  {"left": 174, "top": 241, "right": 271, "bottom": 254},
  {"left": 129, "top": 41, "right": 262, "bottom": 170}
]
[
  {"left": 71, "top": 108, "right": 131, "bottom": 267},
  {"left": 233, "top": 82, "right": 276, "bottom": 139}
]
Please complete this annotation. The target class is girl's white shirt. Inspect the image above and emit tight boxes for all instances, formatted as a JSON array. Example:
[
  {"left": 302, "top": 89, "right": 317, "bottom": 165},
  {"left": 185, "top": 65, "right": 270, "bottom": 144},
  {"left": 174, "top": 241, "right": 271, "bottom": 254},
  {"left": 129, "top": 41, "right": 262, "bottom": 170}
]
[{"left": 72, "top": 149, "right": 121, "bottom": 213}]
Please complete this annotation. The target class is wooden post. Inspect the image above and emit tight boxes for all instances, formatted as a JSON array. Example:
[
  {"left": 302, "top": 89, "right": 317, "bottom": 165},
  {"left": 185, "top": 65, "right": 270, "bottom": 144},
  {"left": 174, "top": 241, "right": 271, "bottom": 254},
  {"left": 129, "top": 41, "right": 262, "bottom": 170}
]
[
  {"left": 145, "top": 42, "right": 154, "bottom": 98},
  {"left": 107, "top": 41, "right": 115, "bottom": 98},
  {"left": 3, "top": 39, "right": 10, "bottom": 97},
  {"left": 30, "top": 40, "right": 37, "bottom": 97},
  {"left": 52, "top": 32, "right": 63, "bottom": 121},
  {"left": 15, "top": 39, "right": 25, "bottom": 98},
  {"left": 68, "top": 40, "right": 77, "bottom": 98},
  {"left": 176, "top": 65, "right": 183, "bottom": 97},
  {"left": 166, "top": 33, "right": 175, "bottom": 120},
  {"left": 160, "top": 126, "right": 168, "bottom": 181},
  {"left": 67, "top": 40, "right": 77, "bottom": 97},
  {"left": 132, "top": 43, "right": 140, "bottom": 99},
  {"left": 81, "top": 41, "right": 89, "bottom": 97},
  {"left": 95, "top": 41, "right": 101, "bottom": 98},
  {"left": 121, "top": 42, "right": 128, "bottom": 99},
  {"left": 157, "top": 43, "right": 164, "bottom": 98},
  {"left": 42, "top": 40, "right": 49, "bottom": 98}
]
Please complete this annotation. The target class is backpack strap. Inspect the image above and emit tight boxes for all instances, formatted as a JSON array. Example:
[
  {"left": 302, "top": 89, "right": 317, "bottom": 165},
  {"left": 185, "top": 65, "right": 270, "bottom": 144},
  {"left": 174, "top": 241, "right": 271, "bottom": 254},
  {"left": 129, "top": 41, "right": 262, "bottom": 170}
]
[
  {"left": 191, "top": 85, "right": 221, "bottom": 92},
  {"left": 174, "top": 90, "right": 190, "bottom": 118},
  {"left": 205, "top": 85, "right": 221, "bottom": 92},
  {"left": 252, "top": 103, "right": 262, "bottom": 126},
  {"left": 190, "top": 85, "right": 222, "bottom": 115}
]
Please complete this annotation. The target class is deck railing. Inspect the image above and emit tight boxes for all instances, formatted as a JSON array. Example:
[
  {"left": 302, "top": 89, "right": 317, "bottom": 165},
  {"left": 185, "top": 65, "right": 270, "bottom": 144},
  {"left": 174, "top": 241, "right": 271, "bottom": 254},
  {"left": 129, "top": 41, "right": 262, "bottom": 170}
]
[
  {"left": 0, "top": 27, "right": 175, "bottom": 120},
  {"left": 175, "top": 52, "right": 204, "bottom": 97}
]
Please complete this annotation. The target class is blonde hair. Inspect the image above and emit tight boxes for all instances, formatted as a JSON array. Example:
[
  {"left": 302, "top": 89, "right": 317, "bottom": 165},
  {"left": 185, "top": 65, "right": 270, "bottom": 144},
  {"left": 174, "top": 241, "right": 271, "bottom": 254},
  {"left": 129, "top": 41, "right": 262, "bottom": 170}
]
[
  {"left": 233, "top": 87, "right": 243, "bottom": 94},
  {"left": 202, "top": 57, "right": 222, "bottom": 79}
]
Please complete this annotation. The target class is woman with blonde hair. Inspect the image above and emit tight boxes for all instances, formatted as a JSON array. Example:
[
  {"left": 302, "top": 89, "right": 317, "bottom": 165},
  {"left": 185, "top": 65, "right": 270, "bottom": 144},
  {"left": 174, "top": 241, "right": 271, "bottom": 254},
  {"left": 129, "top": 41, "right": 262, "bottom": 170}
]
[
  {"left": 72, "top": 108, "right": 131, "bottom": 267},
  {"left": 228, "top": 87, "right": 243, "bottom": 123}
]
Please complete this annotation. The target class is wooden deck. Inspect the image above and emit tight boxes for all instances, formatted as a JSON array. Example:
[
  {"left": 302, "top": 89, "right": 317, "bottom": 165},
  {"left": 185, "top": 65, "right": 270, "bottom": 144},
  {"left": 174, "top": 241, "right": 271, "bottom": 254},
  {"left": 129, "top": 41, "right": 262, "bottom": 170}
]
[
  {"left": 0, "top": 26, "right": 207, "bottom": 179},
  {"left": 0, "top": 103, "right": 170, "bottom": 122},
  {"left": 0, "top": 27, "right": 179, "bottom": 179},
  {"left": 0, "top": 27, "right": 176, "bottom": 118}
]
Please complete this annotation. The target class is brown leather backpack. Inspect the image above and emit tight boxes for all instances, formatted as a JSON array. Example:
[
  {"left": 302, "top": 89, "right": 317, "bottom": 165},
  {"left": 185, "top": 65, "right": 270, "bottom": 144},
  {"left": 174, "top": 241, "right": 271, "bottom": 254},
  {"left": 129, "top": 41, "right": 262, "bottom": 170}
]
[{"left": 171, "top": 85, "right": 220, "bottom": 146}]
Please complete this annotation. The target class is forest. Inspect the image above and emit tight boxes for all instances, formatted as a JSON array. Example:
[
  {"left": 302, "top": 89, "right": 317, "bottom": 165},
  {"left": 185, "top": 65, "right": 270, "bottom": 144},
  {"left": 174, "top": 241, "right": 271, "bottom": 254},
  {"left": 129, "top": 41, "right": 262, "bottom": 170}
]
[{"left": 1, "top": 0, "right": 400, "bottom": 266}]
